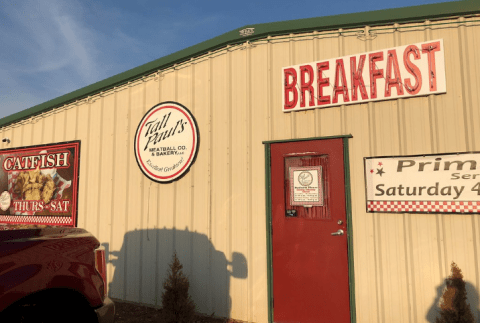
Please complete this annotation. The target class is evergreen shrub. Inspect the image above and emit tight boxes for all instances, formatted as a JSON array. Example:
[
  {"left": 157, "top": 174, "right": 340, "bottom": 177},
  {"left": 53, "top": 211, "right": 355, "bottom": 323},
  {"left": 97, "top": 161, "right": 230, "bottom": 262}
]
[
  {"left": 162, "top": 252, "right": 196, "bottom": 323},
  {"left": 436, "top": 262, "right": 474, "bottom": 323}
]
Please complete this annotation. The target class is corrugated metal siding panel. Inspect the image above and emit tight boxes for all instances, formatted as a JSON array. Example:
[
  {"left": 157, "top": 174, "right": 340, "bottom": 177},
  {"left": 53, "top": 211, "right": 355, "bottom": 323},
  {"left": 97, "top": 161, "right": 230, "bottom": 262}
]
[
  {"left": 189, "top": 58, "right": 213, "bottom": 314},
  {"left": 139, "top": 78, "right": 160, "bottom": 305},
  {"left": 230, "top": 48, "right": 249, "bottom": 319},
  {"left": 110, "top": 88, "right": 130, "bottom": 300},
  {"left": 270, "top": 40, "right": 293, "bottom": 140},
  {"left": 249, "top": 43, "right": 269, "bottom": 323},
  {"left": 1, "top": 14, "right": 480, "bottom": 323}
]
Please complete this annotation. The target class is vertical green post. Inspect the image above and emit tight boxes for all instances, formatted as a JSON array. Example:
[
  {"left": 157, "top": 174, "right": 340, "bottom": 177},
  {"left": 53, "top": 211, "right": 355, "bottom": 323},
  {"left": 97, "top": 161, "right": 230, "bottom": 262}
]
[
  {"left": 264, "top": 143, "right": 274, "bottom": 323},
  {"left": 343, "top": 137, "right": 357, "bottom": 323}
]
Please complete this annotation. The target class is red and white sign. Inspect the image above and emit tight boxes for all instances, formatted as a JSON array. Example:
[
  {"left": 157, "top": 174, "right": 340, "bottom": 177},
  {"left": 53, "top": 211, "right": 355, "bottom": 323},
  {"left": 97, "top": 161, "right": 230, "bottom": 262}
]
[
  {"left": 0, "top": 141, "right": 80, "bottom": 226},
  {"left": 134, "top": 102, "right": 199, "bottom": 183},
  {"left": 289, "top": 166, "right": 324, "bottom": 206},
  {"left": 283, "top": 39, "right": 446, "bottom": 112},
  {"left": 365, "top": 152, "right": 480, "bottom": 213}
]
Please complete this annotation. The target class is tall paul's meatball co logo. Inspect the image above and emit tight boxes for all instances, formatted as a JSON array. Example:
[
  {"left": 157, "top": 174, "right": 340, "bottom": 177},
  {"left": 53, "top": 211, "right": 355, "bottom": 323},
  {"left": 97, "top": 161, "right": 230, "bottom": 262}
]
[{"left": 134, "top": 102, "right": 199, "bottom": 183}]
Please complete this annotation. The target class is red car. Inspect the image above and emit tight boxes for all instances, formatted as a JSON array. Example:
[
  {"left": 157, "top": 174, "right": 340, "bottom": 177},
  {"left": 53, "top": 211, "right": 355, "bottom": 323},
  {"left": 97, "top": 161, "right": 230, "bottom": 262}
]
[{"left": 0, "top": 225, "right": 114, "bottom": 323}]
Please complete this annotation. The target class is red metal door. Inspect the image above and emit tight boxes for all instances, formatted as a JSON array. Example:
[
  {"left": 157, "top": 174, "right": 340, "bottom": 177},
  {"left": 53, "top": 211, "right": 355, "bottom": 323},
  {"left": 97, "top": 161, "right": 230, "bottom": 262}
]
[{"left": 270, "top": 138, "right": 350, "bottom": 323}]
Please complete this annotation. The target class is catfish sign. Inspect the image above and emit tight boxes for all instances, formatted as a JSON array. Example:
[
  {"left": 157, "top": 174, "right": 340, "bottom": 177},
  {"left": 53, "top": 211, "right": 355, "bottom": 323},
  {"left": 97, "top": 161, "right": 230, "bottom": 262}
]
[
  {"left": 134, "top": 102, "right": 199, "bottom": 183},
  {"left": 283, "top": 39, "right": 446, "bottom": 111},
  {"left": 0, "top": 141, "right": 80, "bottom": 227}
]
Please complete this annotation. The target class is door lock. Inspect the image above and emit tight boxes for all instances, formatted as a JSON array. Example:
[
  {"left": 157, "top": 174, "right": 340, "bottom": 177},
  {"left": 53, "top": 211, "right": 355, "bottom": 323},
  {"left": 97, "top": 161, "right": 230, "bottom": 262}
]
[{"left": 331, "top": 229, "right": 344, "bottom": 236}]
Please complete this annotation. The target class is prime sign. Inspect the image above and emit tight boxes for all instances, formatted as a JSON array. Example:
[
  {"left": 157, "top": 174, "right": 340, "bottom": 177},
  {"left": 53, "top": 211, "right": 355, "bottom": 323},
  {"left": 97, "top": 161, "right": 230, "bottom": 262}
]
[
  {"left": 282, "top": 39, "right": 446, "bottom": 112},
  {"left": 134, "top": 102, "right": 199, "bottom": 183},
  {"left": 364, "top": 153, "right": 480, "bottom": 214}
]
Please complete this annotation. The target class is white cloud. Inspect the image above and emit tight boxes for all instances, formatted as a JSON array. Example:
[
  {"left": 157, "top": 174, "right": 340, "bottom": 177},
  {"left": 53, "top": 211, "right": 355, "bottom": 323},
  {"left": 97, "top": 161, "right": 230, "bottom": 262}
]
[
  {"left": 7, "top": 0, "right": 100, "bottom": 82},
  {"left": 0, "top": 0, "right": 108, "bottom": 119},
  {"left": 0, "top": 0, "right": 232, "bottom": 120}
]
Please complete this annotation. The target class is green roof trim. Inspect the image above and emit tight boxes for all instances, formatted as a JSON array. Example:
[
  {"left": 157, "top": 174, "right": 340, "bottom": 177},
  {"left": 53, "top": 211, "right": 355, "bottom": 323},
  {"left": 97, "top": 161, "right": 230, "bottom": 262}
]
[{"left": 1, "top": 0, "right": 478, "bottom": 128}]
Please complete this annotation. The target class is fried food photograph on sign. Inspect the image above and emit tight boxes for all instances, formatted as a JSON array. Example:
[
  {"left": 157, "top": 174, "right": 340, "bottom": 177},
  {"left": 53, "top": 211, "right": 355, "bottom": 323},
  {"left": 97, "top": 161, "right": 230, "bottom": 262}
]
[{"left": 13, "top": 167, "right": 56, "bottom": 204}]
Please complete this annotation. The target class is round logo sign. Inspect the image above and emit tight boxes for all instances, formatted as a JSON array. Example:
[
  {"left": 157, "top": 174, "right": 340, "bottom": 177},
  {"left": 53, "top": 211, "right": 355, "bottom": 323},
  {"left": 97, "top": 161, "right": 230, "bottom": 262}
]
[
  {"left": 298, "top": 171, "right": 313, "bottom": 186},
  {"left": 0, "top": 191, "right": 11, "bottom": 211},
  {"left": 134, "top": 102, "right": 199, "bottom": 183}
]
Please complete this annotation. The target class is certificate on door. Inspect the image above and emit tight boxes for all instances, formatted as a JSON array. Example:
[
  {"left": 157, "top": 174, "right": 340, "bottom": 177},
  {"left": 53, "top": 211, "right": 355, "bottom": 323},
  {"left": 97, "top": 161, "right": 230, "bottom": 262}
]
[{"left": 289, "top": 166, "right": 324, "bottom": 206}]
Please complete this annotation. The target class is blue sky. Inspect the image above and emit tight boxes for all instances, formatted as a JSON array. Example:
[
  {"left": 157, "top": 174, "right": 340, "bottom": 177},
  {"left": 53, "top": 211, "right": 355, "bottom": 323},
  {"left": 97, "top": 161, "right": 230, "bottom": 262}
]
[{"left": 0, "top": 0, "right": 456, "bottom": 120}]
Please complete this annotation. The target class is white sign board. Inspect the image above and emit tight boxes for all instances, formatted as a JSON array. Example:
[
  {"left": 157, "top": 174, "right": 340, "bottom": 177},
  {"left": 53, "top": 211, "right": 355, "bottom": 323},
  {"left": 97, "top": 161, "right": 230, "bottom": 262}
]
[
  {"left": 289, "top": 166, "right": 324, "bottom": 206},
  {"left": 134, "top": 102, "right": 199, "bottom": 183},
  {"left": 282, "top": 39, "right": 446, "bottom": 112},
  {"left": 364, "top": 153, "right": 480, "bottom": 213}
]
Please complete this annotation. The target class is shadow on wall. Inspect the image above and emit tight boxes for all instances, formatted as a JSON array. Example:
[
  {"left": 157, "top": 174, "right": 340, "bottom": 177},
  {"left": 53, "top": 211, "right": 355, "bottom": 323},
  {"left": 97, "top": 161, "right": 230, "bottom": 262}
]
[
  {"left": 426, "top": 280, "right": 480, "bottom": 322},
  {"left": 102, "top": 228, "right": 248, "bottom": 318}
]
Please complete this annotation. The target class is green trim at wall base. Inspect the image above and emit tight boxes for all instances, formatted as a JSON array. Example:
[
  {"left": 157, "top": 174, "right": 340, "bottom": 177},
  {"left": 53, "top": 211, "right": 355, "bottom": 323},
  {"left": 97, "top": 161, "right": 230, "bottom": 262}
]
[{"left": 263, "top": 135, "right": 356, "bottom": 323}]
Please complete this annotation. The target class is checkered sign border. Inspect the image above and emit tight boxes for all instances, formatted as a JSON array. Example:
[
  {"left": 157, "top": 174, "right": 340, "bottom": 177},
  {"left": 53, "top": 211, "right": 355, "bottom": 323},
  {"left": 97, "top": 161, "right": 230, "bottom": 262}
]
[
  {"left": 0, "top": 215, "right": 73, "bottom": 225},
  {"left": 367, "top": 200, "right": 480, "bottom": 213}
]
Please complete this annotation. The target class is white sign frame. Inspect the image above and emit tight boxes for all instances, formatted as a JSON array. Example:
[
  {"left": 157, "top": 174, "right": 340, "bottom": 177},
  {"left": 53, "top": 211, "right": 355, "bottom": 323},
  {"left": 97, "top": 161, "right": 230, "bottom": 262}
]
[
  {"left": 282, "top": 39, "right": 446, "bottom": 112},
  {"left": 289, "top": 166, "right": 324, "bottom": 206},
  {"left": 364, "top": 152, "right": 480, "bottom": 214},
  {"left": 134, "top": 102, "right": 199, "bottom": 183}
]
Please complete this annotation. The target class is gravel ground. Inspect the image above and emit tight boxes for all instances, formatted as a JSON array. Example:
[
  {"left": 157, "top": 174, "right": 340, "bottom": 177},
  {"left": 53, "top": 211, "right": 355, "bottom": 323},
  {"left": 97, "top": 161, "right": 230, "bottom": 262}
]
[{"left": 113, "top": 300, "right": 248, "bottom": 323}]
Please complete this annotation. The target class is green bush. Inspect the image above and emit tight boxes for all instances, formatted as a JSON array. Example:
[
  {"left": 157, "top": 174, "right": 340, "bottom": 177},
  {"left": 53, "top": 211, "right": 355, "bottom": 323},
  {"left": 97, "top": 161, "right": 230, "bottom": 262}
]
[
  {"left": 436, "top": 262, "right": 474, "bottom": 323},
  {"left": 162, "top": 252, "right": 196, "bottom": 323}
]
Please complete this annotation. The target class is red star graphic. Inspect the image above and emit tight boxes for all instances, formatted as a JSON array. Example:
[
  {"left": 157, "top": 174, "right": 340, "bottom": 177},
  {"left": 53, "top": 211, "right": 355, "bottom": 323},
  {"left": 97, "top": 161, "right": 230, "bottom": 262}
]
[
  {"left": 378, "top": 162, "right": 383, "bottom": 166},
  {"left": 370, "top": 169, "right": 374, "bottom": 173}
]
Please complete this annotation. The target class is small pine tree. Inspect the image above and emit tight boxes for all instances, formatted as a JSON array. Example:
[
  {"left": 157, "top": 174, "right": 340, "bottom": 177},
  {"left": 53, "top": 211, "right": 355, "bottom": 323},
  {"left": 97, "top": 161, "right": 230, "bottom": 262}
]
[
  {"left": 436, "top": 262, "right": 475, "bottom": 323},
  {"left": 162, "top": 252, "right": 196, "bottom": 323}
]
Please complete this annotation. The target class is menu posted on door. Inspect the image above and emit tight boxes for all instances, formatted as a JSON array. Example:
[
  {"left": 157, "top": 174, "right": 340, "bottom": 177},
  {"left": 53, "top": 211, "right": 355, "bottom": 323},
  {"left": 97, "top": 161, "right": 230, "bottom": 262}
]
[
  {"left": 289, "top": 166, "right": 324, "bottom": 206},
  {"left": 0, "top": 141, "right": 80, "bottom": 227}
]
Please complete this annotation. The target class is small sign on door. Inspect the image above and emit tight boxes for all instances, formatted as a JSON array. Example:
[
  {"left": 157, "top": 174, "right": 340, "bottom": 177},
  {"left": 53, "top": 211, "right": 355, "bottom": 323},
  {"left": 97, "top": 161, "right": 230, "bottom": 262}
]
[{"left": 289, "top": 166, "right": 324, "bottom": 206}]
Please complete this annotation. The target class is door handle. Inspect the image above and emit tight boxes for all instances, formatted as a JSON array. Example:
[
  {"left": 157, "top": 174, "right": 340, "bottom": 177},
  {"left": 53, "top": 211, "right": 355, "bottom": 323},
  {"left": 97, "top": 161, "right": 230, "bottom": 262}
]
[{"left": 331, "top": 229, "right": 344, "bottom": 236}]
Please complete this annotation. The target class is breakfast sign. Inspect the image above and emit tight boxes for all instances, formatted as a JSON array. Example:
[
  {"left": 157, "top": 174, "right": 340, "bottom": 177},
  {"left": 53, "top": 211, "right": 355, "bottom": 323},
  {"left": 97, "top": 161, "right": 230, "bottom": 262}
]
[
  {"left": 365, "top": 152, "right": 480, "bottom": 213},
  {"left": 0, "top": 141, "right": 80, "bottom": 226},
  {"left": 283, "top": 39, "right": 446, "bottom": 112}
]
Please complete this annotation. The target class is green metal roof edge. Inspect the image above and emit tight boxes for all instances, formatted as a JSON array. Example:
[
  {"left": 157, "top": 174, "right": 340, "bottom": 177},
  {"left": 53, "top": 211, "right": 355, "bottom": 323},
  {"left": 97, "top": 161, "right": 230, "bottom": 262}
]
[{"left": 1, "top": 0, "right": 478, "bottom": 129}]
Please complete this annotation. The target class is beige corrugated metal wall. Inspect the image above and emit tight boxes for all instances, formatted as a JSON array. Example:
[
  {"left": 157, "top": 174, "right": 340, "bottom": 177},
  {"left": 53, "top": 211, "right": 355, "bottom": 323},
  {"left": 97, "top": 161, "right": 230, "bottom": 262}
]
[{"left": 1, "top": 15, "right": 480, "bottom": 323}]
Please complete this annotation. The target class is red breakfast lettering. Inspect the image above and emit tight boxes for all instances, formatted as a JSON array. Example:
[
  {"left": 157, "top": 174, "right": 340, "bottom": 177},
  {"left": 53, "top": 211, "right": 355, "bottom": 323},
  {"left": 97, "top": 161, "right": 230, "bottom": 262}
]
[
  {"left": 351, "top": 55, "right": 368, "bottom": 101},
  {"left": 284, "top": 68, "right": 298, "bottom": 110},
  {"left": 369, "top": 52, "right": 384, "bottom": 99},
  {"left": 316, "top": 61, "right": 331, "bottom": 105},
  {"left": 421, "top": 41, "right": 441, "bottom": 91},
  {"left": 333, "top": 59, "right": 349, "bottom": 104},
  {"left": 403, "top": 45, "right": 422, "bottom": 95},
  {"left": 281, "top": 40, "right": 444, "bottom": 111},
  {"left": 300, "top": 65, "right": 315, "bottom": 107},
  {"left": 385, "top": 50, "right": 404, "bottom": 97}
]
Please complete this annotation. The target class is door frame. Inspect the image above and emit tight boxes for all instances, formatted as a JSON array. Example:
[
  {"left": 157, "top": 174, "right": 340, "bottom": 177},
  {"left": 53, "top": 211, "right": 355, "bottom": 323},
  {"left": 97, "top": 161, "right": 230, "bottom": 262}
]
[{"left": 263, "top": 135, "right": 356, "bottom": 323}]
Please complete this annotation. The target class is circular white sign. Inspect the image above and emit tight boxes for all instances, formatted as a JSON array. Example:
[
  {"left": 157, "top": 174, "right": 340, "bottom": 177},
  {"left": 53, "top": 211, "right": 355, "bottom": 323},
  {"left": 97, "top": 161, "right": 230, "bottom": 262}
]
[
  {"left": 298, "top": 171, "right": 314, "bottom": 186},
  {"left": 134, "top": 102, "right": 199, "bottom": 183},
  {"left": 0, "top": 191, "right": 11, "bottom": 211}
]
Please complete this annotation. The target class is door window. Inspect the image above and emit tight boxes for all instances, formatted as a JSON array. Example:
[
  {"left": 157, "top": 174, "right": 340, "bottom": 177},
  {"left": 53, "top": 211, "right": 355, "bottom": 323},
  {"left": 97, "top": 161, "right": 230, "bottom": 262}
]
[{"left": 284, "top": 155, "right": 331, "bottom": 220}]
